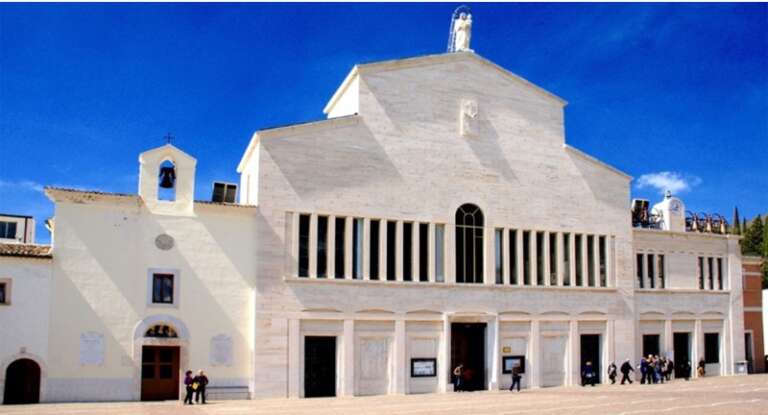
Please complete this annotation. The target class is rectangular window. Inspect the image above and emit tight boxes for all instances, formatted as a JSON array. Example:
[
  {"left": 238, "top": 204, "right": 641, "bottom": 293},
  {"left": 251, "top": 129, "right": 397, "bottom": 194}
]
[
  {"left": 298, "top": 214, "right": 310, "bottom": 277},
  {"left": 658, "top": 255, "right": 665, "bottom": 289},
  {"left": 370, "top": 220, "right": 380, "bottom": 280},
  {"left": 335, "top": 217, "right": 346, "bottom": 279},
  {"left": 509, "top": 229, "right": 518, "bottom": 285},
  {"left": 549, "top": 233, "right": 558, "bottom": 286},
  {"left": 386, "top": 221, "right": 397, "bottom": 281},
  {"left": 704, "top": 333, "right": 720, "bottom": 363},
  {"left": 636, "top": 253, "right": 645, "bottom": 289},
  {"left": 563, "top": 233, "right": 571, "bottom": 286},
  {"left": 435, "top": 224, "right": 445, "bottom": 282},
  {"left": 495, "top": 229, "right": 504, "bottom": 284},
  {"left": 0, "top": 282, "right": 7, "bottom": 304},
  {"left": 598, "top": 236, "right": 607, "bottom": 287},
  {"left": 317, "top": 216, "right": 328, "bottom": 278},
  {"left": 647, "top": 254, "right": 655, "bottom": 289},
  {"left": 403, "top": 222, "right": 413, "bottom": 282},
  {"left": 708, "top": 257, "right": 714, "bottom": 290},
  {"left": 419, "top": 223, "right": 429, "bottom": 282},
  {"left": 522, "top": 231, "right": 531, "bottom": 285},
  {"left": 575, "top": 234, "right": 583, "bottom": 286},
  {"left": 152, "top": 274, "right": 174, "bottom": 304},
  {"left": 698, "top": 257, "right": 705, "bottom": 289},
  {"left": 717, "top": 258, "right": 723, "bottom": 290},
  {"left": 586, "top": 235, "right": 595, "bottom": 287},
  {"left": 536, "top": 232, "right": 544, "bottom": 285},
  {"left": 0, "top": 221, "right": 17, "bottom": 239},
  {"left": 353, "top": 218, "right": 363, "bottom": 279}
]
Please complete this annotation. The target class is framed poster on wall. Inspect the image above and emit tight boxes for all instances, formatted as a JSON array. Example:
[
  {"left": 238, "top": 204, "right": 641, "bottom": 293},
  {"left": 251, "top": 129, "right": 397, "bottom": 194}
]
[
  {"left": 502, "top": 355, "right": 526, "bottom": 374},
  {"left": 411, "top": 358, "right": 437, "bottom": 377}
]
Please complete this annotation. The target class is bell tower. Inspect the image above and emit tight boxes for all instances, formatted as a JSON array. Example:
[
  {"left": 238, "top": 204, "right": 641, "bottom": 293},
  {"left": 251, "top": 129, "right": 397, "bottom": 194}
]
[{"left": 138, "top": 143, "right": 197, "bottom": 215}]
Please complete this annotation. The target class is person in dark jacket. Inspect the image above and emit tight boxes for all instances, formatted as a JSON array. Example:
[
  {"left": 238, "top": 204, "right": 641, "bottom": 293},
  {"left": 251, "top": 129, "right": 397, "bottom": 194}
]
[
  {"left": 607, "top": 362, "right": 617, "bottom": 384},
  {"left": 509, "top": 364, "right": 522, "bottom": 392},
  {"left": 639, "top": 357, "right": 649, "bottom": 384},
  {"left": 682, "top": 360, "right": 692, "bottom": 380},
  {"left": 193, "top": 370, "right": 209, "bottom": 404},
  {"left": 697, "top": 359, "right": 706, "bottom": 378},
  {"left": 581, "top": 361, "right": 597, "bottom": 387},
  {"left": 183, "top": 370, "right": 194, "bottom": 405},
  {"left": 665, "top": 359, "right": 674, "bottom": 381},
  {"left": 620, "top": 359, "right": 634, "bottom": 384}
]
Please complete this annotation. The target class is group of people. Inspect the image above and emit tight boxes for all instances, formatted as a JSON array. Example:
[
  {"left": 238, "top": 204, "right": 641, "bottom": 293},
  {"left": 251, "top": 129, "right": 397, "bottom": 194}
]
[
  {"left": 607, "top": 356, "right": 708, "bottom": 385},
  {"left": 183, "top": 369, "right": 209, "bottom": 405}
]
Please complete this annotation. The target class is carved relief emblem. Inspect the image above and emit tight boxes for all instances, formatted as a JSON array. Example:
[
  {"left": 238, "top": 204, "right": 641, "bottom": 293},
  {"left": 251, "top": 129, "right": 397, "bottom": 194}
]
[
  {"left": 155, "top": 234, "right": 175, "bottom": 251},
  {"left": 460, "top": 99, "right": 478, "bottom": 136}
]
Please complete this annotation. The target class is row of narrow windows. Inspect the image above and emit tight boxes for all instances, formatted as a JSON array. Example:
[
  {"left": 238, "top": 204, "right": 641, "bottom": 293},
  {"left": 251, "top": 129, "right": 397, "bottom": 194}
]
[
  {"left": 698, "top": 256, "right": 725, "bottom": 290},
  {"left": 295, "top": 204, "right": 611, "bottom": 287},
  {"left": 635, "top": 253, "right": 666, "bottom": 289}
]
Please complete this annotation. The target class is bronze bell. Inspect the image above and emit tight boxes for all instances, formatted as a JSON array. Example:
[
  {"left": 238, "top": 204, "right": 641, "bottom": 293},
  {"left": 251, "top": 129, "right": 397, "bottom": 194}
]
[{"left": 159, "top": 166, "right": 176, "bottom": 189}]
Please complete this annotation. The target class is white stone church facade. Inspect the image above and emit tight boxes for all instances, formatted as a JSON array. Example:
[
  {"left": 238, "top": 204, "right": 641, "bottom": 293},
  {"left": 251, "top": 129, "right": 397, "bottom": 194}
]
[{"left": 0, "top": 51, "right": 745, "bottom": 403}]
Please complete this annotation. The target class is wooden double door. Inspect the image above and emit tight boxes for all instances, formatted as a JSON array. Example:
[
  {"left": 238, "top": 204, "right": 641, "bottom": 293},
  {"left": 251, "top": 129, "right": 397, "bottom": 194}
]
[{"left": 141, "top": 346, "right": 179, "bottom": 401}]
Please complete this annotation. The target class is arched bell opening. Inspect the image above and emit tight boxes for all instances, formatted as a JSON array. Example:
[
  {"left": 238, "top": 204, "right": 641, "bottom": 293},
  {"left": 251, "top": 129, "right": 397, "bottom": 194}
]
[
  {"left": 157, "top": 159, "right": 177, "bottom": 202},
  {"left": 3, "top": 359, "right": 40, "bottom": 404}
]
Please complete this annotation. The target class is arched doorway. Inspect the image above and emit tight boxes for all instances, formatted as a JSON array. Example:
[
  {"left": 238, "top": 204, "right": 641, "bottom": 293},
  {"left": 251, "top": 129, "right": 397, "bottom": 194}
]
[{"left": 3, "top": 359, "right": 40, "bottom": 404}]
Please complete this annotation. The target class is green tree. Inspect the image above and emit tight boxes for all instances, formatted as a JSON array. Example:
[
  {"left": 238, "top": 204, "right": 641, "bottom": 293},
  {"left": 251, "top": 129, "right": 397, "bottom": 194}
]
[
  {"left": 743, "top": 218, "right": 748, "bottom": 235},
  {"left": 742, "top": 215, "right": 764, "bottom": 255},
  {"left": 732, "top": 206, "right": 741, "bottom": 235}
]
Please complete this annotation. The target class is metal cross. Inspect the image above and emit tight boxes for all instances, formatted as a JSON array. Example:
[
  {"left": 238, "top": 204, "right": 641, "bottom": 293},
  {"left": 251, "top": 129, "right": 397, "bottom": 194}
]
[{"left": 164, "top": 133, "right": 174, "bottom": 144}]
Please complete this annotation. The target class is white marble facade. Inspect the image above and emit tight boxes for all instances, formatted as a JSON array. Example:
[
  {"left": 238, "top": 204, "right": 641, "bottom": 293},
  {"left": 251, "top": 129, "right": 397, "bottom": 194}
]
[{"left": 0, "top": 51, "right": 746, "bottom": 403}]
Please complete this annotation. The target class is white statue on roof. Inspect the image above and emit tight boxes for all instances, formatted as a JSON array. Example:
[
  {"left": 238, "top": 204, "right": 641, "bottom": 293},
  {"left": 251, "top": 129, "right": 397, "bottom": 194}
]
[{"left": 453, "top": 12, "right": 473, "bottom": 52}]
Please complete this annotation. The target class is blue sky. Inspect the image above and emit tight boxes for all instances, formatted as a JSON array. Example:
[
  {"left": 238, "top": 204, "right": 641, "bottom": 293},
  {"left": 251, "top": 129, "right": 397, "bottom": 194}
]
[{"left": 1, "top": 3, "right": 766, "bottom": 244}]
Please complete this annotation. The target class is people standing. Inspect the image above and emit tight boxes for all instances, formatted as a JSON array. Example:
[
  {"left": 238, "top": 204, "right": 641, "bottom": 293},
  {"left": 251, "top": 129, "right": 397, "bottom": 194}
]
[
  {"left": 193, "top": 370, "right": 209, "bottom": 404},
  {"left": 683, "top": 360, "right": 692, "bottom": 381},
  {"left": 453, "top": 364, "right": 464, "bottom": 392},
  {"left": 620, "top": 359, "right": 634, "bottom": 385},
  {"left": 607, "top": 362, "right": 617, "bottom": 384},
  {"left": 665, "top": 358, "right": 674, "bottom": 381},
  {"left": 639, "top": 356, "right": 649, "bottom": 384},
  {"left": 183, "top": 370, "right": 194, "bottom": 405},
  {"left": 509, "top": 364, "right": 522, "bottom": 392},
  {"left": 697, "top": 359, "right": 706, "bottom": 378},
  {"left": 581, "top": 361, "right": 596, "bottom": 387}
]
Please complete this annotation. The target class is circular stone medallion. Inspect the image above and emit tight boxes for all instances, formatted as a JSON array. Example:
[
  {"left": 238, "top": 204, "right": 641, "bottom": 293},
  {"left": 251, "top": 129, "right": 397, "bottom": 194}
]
[{"left": 155, "top": 234, "right": 175, "bottom": 251}]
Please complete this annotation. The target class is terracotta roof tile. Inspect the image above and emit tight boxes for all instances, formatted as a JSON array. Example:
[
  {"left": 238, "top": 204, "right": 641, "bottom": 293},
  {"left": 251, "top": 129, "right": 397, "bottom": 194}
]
[{"left": 0, "top": 243, "right": 52, "bottom": 258}]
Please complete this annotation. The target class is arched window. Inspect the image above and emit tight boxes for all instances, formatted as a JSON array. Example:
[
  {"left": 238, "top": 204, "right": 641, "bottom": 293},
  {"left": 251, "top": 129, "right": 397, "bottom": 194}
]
[
  {"left": 144, "top": 324, "right": 178, "bottom": 338},
  {"left": 157, "top": 160, "right": 176, "bottom": 201},
  {"left": 456, "top": 204, "right": 484, "bottom": 283}
]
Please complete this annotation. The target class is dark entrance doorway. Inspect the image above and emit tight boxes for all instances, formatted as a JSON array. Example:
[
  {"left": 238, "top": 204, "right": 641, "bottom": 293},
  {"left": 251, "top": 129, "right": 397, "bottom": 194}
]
[
  {"left": 642, "top": 334, "right": 660, "bottom": 358},
  {"left": 304, "top": 336, "right": 336, "bottom": 398},
  {"left": 3, "top": 359, "right": 40, "bottom": 404},
  {"left": 580, "top": 334, "right": 601, "bottom": 384},
  {"left": 451, "top": 323, "right": 486, "bottom": 391},
  {"left": 673, "top": 332, "right": 691, "bottom": 378},
  {"left": 140, "top": 346, "right": 180, "bottom": 401}
]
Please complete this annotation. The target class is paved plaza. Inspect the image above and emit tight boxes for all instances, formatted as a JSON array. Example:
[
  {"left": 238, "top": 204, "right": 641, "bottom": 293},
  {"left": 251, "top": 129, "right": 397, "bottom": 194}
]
[{"left": 1, "top": 375, "right": 766, "bottom": 415}]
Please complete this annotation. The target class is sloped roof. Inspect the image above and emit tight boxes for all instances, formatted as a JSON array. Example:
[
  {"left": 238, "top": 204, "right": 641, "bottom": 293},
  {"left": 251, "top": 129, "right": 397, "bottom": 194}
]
[
  {"left": 0, "top": 243, "right": 52, "bottom": 259},
  {"left": 323, "top": 51, "right": 567, "bottom": 114},
  {"left": 44, "top": 187, "right": 257, "bottom": 209}
]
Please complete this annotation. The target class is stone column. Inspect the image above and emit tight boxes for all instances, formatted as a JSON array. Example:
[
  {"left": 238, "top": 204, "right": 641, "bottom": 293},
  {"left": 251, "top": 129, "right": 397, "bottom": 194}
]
[
  {"left": 516, "top": 230, "right": 524, "bottom": 285},
  {"left": 345, "top": 217, "right": 354, "bottom": 279},
  {"left": 529, "top": 231, "right": 538, "bottom": 286},
  {"left": 446, "top": 224, "right": 456, "bottom": 285},
  {"left": 543, "top": 231, "right": 551, "bottom": 286},
  {"left": 428, "top": 223, "right": 436, "bottom": 283},
  {"left": 664, "top": 319, "right": 673, "bottom": 359},
  {"left": 721, "top": 318, "right": 730, "bottom": 375},
  {"left": 394, "top": 319, "right": 406, "bottom": 394},
  {"left": 567, "top": 319, "right": 578, "bottom": 386},
  {"left": 363, "top": 218, "right": 371, "bottom": 280},
  {"left": 288, "top": 319, "right": 301, "bottom": 398},
  {"left": 488, "top": 314, "right": 500, "bottom": 390},
  {"left": 396, "top": 221, "right": 404, "bottom": 282},
  {"left": 439, "top": 314, "right": 452, "bottom": 392},
  {"left": 568, "top": 234, "right": 576, "bottom": 287},
  {"left": 309, "top": 214, "right": 318, "bottom": 278},
  {"left": 693, "top": 319, "right": 702, "bottom": 378},
  {"left": 485, "top": 225, "right": 495, "bottom": 285},
  {"left": 530, "top": 319, "right": 541, "bottom": 388},
  {"left": 341, "top": 319, "right": 355, "bottom": 396},
  {"left": 502, "top": 229, "right": 511, "bottom": 285},
  {"left": 591, "top": 235, "right": 600, "bottom": 287},
  {"left": 328, "top": 215, "right": 336, "bottom": 279},
  {"left": 604, "top": 320, "right": 614, "bottom": 384}
]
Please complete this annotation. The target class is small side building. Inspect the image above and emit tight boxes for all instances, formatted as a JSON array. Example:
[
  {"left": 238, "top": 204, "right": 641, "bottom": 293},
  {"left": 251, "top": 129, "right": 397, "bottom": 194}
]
[{"left": 743, "top": 256, "right": 764, "bottom": 373}]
